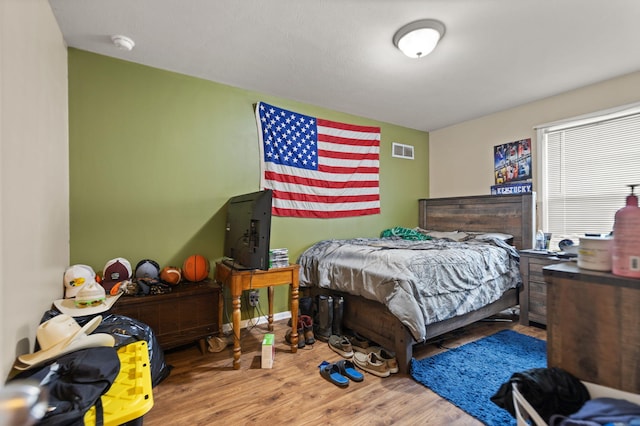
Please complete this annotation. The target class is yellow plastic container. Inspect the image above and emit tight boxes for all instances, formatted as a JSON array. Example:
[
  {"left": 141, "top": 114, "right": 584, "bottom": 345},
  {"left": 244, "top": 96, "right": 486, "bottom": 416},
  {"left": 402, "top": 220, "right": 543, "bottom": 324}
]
[{"left": 84, "top": 341, "right": 154, "bottom": 426}]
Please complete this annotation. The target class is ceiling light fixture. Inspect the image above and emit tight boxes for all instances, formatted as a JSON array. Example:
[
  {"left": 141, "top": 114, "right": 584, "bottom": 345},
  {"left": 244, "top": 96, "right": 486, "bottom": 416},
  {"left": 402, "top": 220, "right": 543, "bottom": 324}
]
[
  {"left": 393, "top": 19, "right": 445, "bottom": 59},
  {"left": 111, "top": 35, "right": 135, "bottom": 51}
]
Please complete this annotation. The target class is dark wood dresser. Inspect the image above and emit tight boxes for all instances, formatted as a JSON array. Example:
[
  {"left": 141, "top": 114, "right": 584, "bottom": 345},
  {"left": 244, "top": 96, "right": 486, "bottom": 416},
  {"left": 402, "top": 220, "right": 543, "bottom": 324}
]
[
  {"left": 544, "top": 263, "right": 640, "bottom": 393},
  {"left": 518, "top": 249, "right": 568, "bottom": 326},
  {"left": 109, "top": 280, "right": 220, "bottom": 353}
]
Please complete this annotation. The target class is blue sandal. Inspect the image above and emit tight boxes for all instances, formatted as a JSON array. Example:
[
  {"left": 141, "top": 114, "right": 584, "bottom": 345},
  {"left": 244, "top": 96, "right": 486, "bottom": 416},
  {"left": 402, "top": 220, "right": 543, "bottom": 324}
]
[
  {"left": 318, "top": 361, "right": 349, "bottom": 387},
  {"left": 336, "top": 359, "right": 364, "bottom": 382}
]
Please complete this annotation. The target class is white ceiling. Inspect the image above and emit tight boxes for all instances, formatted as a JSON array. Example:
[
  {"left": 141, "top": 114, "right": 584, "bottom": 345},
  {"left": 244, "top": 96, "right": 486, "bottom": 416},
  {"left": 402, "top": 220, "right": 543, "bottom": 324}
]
[{"left": 48, "top": 0, "right": 640, "bottom": 132}]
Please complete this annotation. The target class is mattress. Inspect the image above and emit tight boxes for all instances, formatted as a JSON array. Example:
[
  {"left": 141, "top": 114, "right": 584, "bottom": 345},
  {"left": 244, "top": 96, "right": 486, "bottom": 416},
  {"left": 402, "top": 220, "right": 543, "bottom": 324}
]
[{"left": 297, "top": 235, "right": 521, "bottom": 342}]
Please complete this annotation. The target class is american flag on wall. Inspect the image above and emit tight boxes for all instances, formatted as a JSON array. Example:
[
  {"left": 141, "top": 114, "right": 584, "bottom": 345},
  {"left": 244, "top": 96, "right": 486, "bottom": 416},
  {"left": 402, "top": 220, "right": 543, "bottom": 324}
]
[{"left": 255, "top": 102, "right": 381, "bottom": 218}]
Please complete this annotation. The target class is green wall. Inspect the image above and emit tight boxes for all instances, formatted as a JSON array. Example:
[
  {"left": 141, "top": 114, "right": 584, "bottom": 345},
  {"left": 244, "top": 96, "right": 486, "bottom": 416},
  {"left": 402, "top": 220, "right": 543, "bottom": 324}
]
[{"left": 68, "top": 49, "right": 429, "bottom": 315}]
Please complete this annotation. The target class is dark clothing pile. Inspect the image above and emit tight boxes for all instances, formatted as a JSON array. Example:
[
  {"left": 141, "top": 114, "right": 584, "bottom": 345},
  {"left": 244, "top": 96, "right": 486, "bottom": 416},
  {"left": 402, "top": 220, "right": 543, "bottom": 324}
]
[
  {"left": 492, "top": 367, "right": 640, "bottom": 425},
  {"left": 491, "top": 367, "right": 590, "bottom": 422},
  {"left": 9, "top": 347, "right": 120, "bottom": 426}
]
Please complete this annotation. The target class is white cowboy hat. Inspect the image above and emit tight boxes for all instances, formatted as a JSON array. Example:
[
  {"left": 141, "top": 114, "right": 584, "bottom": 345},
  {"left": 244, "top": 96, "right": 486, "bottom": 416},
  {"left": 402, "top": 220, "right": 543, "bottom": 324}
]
[
  {"left": 53, "top": 281, "right": 122, "bottom": 317},
  {"left": 16, "top": 314, "right": 114, "bottom": 370}
]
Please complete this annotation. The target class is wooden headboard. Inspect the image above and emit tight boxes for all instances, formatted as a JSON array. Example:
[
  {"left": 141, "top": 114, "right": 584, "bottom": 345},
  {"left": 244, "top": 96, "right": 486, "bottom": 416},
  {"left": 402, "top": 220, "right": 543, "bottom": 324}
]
[{"left": 418, "top": 193, "right": 535, "bottom": 250}]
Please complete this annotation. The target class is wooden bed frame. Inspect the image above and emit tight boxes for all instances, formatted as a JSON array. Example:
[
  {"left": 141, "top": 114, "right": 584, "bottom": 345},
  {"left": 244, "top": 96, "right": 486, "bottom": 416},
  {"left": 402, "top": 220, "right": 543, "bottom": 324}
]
[{"left": 311, "top": 193, "right": 535, "bottom": 374}]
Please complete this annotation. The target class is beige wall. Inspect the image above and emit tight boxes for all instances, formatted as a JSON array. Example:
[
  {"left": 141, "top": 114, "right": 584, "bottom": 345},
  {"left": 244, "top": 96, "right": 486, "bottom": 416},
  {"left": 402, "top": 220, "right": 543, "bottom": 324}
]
[
  {"left": 429, "top": 72, "right": 640, "bottom": 198},
  {"left": 1, "top": 0, "right": 69, "bottom": 379}
]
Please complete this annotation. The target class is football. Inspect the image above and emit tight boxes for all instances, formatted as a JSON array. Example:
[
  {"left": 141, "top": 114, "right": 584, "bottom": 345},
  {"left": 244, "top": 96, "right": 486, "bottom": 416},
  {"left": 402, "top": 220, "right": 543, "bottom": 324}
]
[{"left": 160, "top": 266, "right": 182, "bottom": 285}]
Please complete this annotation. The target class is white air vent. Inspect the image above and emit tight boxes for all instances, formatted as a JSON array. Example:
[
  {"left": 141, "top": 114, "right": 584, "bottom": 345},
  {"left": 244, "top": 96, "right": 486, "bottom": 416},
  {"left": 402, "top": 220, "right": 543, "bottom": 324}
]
[{"left": 392, "top": 142, "right": 414, "bottom": 159}]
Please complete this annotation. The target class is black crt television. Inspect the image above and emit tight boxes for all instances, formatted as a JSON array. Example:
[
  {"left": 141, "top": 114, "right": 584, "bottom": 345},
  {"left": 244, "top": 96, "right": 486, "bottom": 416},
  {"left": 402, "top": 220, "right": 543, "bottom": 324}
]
[{"left": 223, "top": 189, "right": 273, "bottom": 270}]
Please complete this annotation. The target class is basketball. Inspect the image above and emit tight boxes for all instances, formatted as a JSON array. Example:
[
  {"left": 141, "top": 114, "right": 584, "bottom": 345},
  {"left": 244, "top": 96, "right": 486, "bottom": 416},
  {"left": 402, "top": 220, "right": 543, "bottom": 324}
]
[
  {"left": 182, "top": 255, "right": 209, "bottom": 282},
  {"left": 160, "top": 266, "right": 182, "bottom": 285}
]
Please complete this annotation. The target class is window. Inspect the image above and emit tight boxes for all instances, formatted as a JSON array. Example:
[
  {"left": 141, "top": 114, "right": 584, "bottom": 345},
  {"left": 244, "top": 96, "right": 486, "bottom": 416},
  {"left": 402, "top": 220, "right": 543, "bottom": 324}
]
[{"left": 536, "top": 103, "right": 640, "bottom": 250}]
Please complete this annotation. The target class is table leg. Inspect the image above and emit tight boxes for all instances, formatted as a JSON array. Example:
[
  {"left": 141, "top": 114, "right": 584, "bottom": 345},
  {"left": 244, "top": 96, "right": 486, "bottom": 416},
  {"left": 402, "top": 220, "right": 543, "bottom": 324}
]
[
  {"left": 218, "top": 289, "right": 224, "bottom": 336},
  {"left": 268, "top": 286, "right": 274, "bottom": 331},
  {"left": 232, "top": 290, "right": 242, "bottom": 369},
  {"left": 290, "top": 281, "right": 299, "bottom": 353}
]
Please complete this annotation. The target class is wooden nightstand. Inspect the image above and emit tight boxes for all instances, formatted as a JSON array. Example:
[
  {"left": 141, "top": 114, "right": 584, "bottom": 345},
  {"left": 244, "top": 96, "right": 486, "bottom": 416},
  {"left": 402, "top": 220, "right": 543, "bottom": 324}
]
[
  {"left": 109, "top": 280, "right": 220, "bottom": 353},
  {"left": 518, "top": 249, "right": 570, "bottom": 326}
]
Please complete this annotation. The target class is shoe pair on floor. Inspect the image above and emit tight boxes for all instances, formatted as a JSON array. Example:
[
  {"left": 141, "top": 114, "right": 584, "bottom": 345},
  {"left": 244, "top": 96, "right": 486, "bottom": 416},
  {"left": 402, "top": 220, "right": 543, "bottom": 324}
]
[
  {"left": 344, "top": 331, "right": 371, "bottom": 352},
  {"left": 328, "top": 334, "right": 398, "bottom": 377},
  {"left": 318, "top": 359, "right": 364, "bottom": 387},
  {"left": 328, "top": 334, "right": 353, "bottom": 358},
  {"left": 327, "top": 331, "right": 374, "bottom": 358},
  {"left": 352, "top": 350, "right": 398, "bottom": 378},
  {"left": 285, "top": 315, "right": 315, "bottom": 348}
]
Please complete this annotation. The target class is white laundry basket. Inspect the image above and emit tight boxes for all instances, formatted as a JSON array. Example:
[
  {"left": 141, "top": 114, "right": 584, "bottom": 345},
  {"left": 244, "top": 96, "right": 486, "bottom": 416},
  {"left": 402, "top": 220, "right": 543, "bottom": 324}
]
[{"left": 512, "top": 381, "right": 640, "bottom": 426}]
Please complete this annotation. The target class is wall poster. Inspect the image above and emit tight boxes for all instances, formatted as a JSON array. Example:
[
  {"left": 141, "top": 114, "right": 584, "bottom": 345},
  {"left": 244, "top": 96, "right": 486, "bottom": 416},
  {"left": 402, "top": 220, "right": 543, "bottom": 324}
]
[{"left": 491, "top": 138, "right": 532, "bottom": 195}]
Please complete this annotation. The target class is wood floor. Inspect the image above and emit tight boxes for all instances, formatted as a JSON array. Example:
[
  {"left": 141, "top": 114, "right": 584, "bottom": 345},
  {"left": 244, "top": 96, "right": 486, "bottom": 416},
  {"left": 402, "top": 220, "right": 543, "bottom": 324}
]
[{"left": 143, "top": 317, "right": 546, "bottom": 425}]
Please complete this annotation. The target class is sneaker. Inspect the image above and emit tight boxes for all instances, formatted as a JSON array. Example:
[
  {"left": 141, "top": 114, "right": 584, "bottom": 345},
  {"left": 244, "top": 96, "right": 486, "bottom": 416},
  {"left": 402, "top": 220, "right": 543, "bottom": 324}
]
[
  {"left": 366, "top": 346, "right": 398, "bottom": 374},
  {"left": 328, "top": 335, "right": 354, "bottom": 358},
  {"left": 376, "top": 348, "right": 398, "bottom": 374},
  {"left": 345, "top": 332, "right": 371, "bottom": 353},
  {"left": 352, "top": 351, "right": 390, "bottom": 378}
]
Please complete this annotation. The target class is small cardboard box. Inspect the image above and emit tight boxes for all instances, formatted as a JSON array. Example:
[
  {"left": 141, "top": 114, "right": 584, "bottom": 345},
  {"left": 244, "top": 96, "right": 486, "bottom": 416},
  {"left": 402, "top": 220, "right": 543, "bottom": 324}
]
[{"left": 261, "top": 333, "right": 275, "bottom": 369}]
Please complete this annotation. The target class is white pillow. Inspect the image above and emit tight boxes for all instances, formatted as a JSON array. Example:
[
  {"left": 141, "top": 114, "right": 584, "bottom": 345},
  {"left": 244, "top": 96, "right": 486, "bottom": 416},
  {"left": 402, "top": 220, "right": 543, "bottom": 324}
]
[
  {"left": 472, "top": 232, "right": 514, "bottom": 241},
  {"left": 417, "top": 229, "right": 471, "bottom": 242}
]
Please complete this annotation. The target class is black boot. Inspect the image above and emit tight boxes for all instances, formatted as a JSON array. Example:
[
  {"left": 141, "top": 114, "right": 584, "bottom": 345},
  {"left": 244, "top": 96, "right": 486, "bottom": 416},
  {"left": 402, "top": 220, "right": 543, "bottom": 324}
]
[
  {"left": 299, "top": 296, "right": 314, "bottom": 317},
  {"left": 315, "top": 295, "right": 333, "bottom": 342},
  {"left": 333, "top": 296, "right": 344, "bottom": 336}
]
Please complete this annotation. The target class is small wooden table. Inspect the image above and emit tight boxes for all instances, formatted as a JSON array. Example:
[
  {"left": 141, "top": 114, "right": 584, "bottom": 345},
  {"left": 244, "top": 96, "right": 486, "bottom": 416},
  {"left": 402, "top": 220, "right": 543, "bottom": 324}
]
[{"left": 215, "top": 262, "right": 300, "bottom": 369}]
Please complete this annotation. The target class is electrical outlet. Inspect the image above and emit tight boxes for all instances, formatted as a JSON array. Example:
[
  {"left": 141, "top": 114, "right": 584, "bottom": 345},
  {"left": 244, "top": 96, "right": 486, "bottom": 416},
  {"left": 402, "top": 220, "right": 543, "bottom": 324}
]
[{"left": 249, "top": 290, "right": 259, "bottom": 307}]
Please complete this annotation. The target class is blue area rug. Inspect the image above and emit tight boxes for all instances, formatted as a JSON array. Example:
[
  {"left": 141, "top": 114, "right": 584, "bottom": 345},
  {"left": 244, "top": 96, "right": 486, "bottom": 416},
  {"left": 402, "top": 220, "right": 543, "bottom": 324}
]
[{"left": 410, "top": 329, "right": 546, "bottom": 425}]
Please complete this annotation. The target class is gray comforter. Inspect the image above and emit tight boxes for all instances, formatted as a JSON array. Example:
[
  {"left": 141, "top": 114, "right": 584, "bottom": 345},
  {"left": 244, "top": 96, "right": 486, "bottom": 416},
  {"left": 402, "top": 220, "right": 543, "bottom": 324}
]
[{"left": 297, "top": 236, "right": 521, "bottom": 342}]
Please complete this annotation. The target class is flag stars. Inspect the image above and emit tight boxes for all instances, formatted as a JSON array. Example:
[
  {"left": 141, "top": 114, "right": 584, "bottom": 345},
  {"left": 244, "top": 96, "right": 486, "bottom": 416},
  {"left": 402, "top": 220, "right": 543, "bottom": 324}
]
[{"left": 259, "top": 103, "right": 319, "bottom": 171}]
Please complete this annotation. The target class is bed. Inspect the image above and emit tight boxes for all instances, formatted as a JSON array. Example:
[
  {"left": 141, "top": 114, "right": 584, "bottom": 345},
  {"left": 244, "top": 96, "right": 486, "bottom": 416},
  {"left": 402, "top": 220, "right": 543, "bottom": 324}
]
[{"left": 298, "top": 193, "right": 535, "bottom": 374}]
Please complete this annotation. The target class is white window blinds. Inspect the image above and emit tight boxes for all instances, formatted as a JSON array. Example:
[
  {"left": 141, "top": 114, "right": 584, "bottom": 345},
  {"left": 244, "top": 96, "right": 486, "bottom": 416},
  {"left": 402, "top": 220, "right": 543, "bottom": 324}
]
[{"left": 539, "top": 108, "right": 640, "bottom": 248}]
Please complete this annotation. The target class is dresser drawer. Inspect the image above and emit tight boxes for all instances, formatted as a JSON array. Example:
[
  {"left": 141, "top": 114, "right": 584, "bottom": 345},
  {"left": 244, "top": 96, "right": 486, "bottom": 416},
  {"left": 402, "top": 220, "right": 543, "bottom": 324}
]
[
  {"left": 519, "top": 250, "right": 569, "bottom": 326},
  {"left": 528, "top": 281, "right": 547, "bottom": 322}
]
